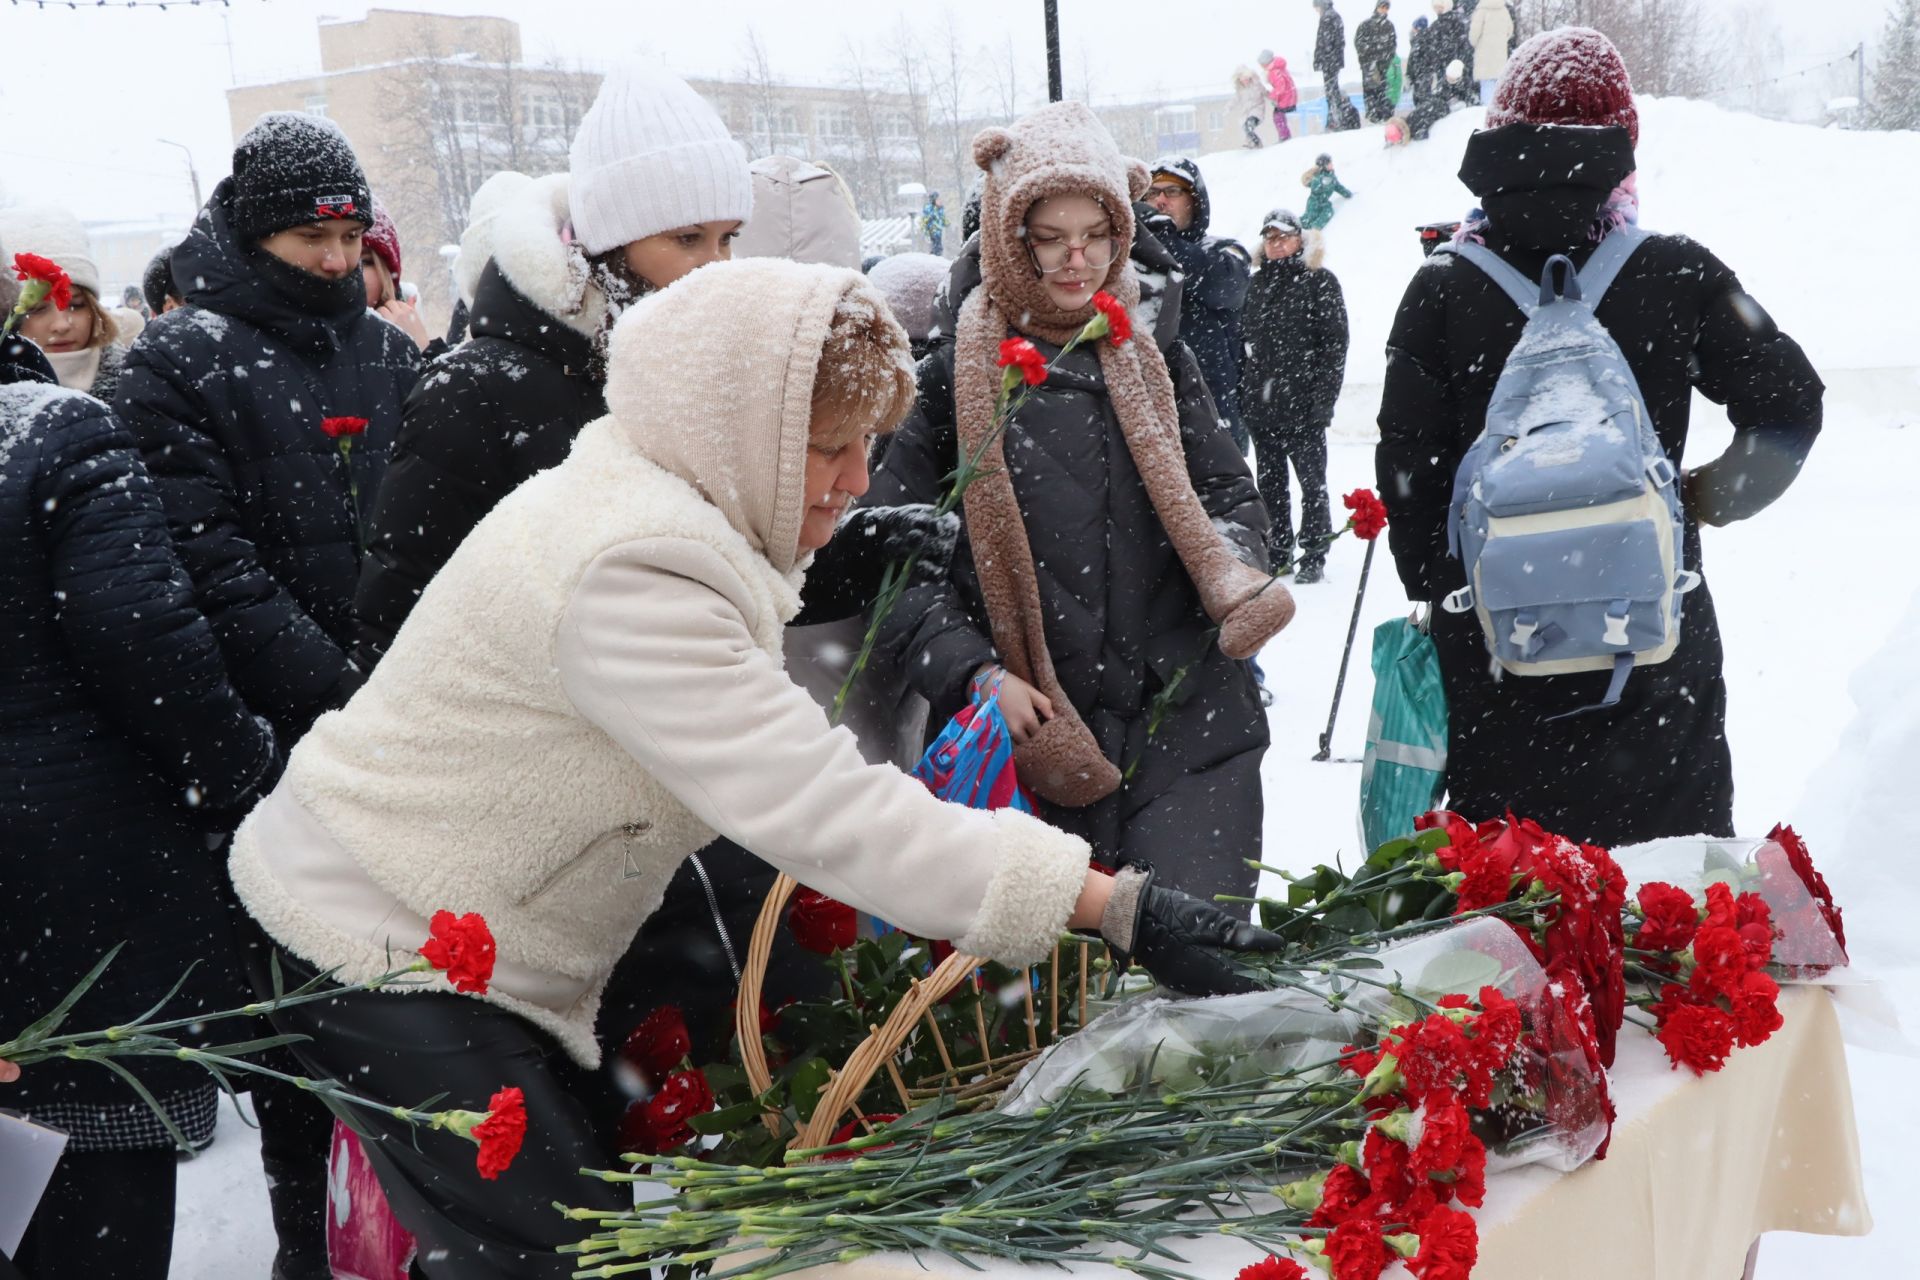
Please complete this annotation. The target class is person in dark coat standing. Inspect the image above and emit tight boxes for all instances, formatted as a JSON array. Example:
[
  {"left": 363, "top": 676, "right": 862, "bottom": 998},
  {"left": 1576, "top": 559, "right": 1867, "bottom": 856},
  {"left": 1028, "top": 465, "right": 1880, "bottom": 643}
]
[
  {"left": 2, "top": 300, "right": 278, "bottom": 1277},
  {"left": 112, "top": 110, "right": 420, "bottom": 1280},
  {"left": 868, "top": 103, "right": 1293, "bottom": 906},
  {"left": 1145, "top": 158, "right": 1253, "bottom": 452},
  {"left": 1356, "top": 2, "right": 1400, "bottom": 123},
  {"left": 1375, "top": 29, "right": 1823, "bottom": 848},
  {"left": 1313, "top": 0, "right": 1359, "bottom": 130},
  {"left": 1406, "top": 15, "right": 1451, "bottom": 140},
  {"left": 1239, "top": 209, "right": 1349, "bottom": 583},
  {"left": 1430, "top": 0, "right": 1478, "bottom": 105}
]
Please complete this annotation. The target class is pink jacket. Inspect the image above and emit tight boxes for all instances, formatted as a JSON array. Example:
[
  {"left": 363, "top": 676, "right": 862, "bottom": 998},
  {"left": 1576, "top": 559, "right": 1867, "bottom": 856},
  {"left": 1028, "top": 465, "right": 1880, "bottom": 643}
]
[{"left": 1267, "top": 57, "right": 1299, "bottom": 110}]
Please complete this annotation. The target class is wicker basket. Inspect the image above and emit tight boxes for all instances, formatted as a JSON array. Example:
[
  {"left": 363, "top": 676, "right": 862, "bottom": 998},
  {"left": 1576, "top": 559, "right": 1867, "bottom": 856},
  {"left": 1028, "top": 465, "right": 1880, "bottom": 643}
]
[{"left": 734, "top": 872, "right": 1096, "bottom": 1152}]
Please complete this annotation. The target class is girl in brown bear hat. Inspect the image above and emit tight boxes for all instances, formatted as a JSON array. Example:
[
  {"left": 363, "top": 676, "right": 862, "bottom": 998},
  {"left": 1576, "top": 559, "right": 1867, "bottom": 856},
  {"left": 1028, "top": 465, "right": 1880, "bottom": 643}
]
[{"left": 867, "top": 101, "right": 1292, "bottom": 904}]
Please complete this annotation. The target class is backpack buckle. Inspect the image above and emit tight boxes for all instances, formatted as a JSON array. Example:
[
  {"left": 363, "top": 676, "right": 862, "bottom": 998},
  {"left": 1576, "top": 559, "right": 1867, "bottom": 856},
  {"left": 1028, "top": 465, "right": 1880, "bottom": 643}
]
[
  {"left": 1443, "top": 587, "right": 1475, "bottom": 614},
  {"left": 1603, "top": 601, "right": 1632, "bottom": 647},
  {"left": 1646, "top": 457, "right": 1677, "bottom": 488},
  {"left": 1509, "top": 616, "right": 1538, "bottom": 650},
  {"left": 1674, "top": 569, "right": 1703, "bottom": 594}
]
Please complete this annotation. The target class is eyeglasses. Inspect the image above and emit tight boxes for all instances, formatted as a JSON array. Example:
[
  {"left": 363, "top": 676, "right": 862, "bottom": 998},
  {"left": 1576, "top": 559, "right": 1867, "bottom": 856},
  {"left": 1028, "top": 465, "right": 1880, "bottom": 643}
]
[
  {"left": 1145, "top": 183, "right": 1192, "bottom": 201},
  {"left": 1027, "top": 233, "right": 1119, "bottom": 274}
]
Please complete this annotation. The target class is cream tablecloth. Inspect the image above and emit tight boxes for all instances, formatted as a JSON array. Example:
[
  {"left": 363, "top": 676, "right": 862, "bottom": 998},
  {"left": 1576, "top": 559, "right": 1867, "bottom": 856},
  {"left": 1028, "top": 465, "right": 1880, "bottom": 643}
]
[{"left": 783, "top": 985, "right": 1870, "bottom": 1279}]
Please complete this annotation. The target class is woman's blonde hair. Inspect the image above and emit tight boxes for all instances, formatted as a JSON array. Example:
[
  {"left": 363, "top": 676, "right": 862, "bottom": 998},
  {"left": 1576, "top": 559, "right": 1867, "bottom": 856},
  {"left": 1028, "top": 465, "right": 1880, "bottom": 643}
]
[
  {"left": 74, "top": 287, "right": 119, "bottom": 350},
  {"left": 362, "top": 251, "right": 397, "bottom": 307},
  {"left": 809, "top": 289, "right": 917, "bottom": 450}
]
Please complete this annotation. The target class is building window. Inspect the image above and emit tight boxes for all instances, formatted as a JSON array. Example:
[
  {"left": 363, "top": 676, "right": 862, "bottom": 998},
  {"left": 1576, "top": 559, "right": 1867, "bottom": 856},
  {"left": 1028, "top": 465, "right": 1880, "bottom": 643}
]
[
  {"left": 750, "top": 105, "right": 802, "bottom": 140},
  {"left": 522, "top": 90, "right": 564, "bottom": 133},
  {"left": 815, "top": 107, "right": 857, "bottom": 140},
  {"left": 304, "top": 93, "right": 328, "bottom": 118},
  {"left": 1206, "top": 108, "right": 1224, "bottom": 131},
  {"left": 878, "top": 110, "right": 915, "bottom": 139},
  {"left": 451, "top": 86, "right": 503, "bottom": 127}
]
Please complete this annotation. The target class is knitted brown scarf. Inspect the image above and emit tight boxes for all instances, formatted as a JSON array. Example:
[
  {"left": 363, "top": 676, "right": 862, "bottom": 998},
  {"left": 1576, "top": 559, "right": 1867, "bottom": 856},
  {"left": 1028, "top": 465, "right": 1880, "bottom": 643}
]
[{"left": 956, "top": 106, "right": 1294, "bottom": 810}]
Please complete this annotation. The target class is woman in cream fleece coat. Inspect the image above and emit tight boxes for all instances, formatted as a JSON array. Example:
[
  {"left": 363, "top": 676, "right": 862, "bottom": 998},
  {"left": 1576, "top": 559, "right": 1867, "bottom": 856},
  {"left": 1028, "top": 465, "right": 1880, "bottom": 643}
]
[{"left": 228, "top": 257, "right": 1275, "bottom": 1276}]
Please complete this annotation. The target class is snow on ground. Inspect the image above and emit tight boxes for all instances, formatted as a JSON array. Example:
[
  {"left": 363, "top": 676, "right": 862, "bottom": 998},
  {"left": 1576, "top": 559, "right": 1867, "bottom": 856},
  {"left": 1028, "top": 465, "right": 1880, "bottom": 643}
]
[{"left": 175, "top": 100, "right": 1920, "bottom": 1275}]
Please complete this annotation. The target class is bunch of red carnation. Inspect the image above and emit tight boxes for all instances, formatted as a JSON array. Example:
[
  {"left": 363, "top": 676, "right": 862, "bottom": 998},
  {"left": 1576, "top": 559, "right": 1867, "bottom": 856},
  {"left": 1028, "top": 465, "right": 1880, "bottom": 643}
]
[
  {"left": 1419, "top": 811, "right": 1627, "bottom": 1067},
  {"left": 1632, "top": 879, "right": 1783, "bottom": 1074}
]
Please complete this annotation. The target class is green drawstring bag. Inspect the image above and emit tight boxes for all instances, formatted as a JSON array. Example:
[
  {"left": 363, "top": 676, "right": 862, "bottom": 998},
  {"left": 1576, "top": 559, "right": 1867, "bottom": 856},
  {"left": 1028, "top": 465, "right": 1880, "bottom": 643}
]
[{"left": 1360, "top": 615, "right": 1448, "bottom": 850}]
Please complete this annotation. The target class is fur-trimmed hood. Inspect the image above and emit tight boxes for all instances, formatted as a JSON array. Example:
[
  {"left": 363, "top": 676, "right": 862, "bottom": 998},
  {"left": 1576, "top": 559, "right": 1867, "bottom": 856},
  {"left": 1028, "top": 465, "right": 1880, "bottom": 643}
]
[{"left": 485, "top": 172, "right": 609, "bottom": 340}]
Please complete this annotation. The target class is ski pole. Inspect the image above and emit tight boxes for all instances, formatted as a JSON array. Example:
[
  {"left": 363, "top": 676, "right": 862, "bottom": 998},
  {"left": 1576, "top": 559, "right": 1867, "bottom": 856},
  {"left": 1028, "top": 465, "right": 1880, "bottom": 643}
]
[{"left": 1314, "top": 538, "right": 1375, "bottom": 762}]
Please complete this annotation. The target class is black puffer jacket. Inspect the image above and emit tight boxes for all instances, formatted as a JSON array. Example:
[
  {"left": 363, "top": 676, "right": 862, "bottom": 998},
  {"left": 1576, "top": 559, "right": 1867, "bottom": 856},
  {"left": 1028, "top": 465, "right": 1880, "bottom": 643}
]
[
  {"left": 1149, "top": 158, "right": 1252, "bottom": 436},
  {"left": 1240, "top": 245, "right": 1349, "bottom": 431},
  {"left": 2, "top": 370, "right": 276, "bottom": 1150},
  {"left": 1315, "top": 6, "right": 1349, "bottom": 74},
  {"left": 115, "top": 177, "right": 420, "bottom": 744},
  {"left": 1429, "top": 7, "right": 1475, "bottom": 100},
  {"left": 867, "top": 241, "right": 1272, "bottom": 893},
  {"left": 347, "top": 257, "right": 605, "bottom": 681},
  {"left": 1375, "top": 124, "right": 1823, "bottom": 846},
  {"left": 1356, "top": 12, "right": 1397, "bottom": 71}
]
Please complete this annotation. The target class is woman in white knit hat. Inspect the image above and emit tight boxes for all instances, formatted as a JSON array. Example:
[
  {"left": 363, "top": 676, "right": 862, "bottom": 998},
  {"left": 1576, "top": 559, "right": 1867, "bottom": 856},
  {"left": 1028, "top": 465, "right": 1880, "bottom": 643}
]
[
  {"left": 0, "top": 204, "right": 125, "bottom": 401},
  {"left": 232, "top": 259, "right": 1280, "bottom": 1275}
]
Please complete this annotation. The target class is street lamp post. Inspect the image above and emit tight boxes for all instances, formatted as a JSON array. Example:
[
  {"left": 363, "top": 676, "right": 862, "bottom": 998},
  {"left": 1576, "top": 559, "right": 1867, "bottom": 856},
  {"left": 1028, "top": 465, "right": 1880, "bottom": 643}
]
[
  {"left": 1043, "top": 0, "right": 1063, "bottom": 102},
  {"left": 156, "top": 138, "right": 203, "bottom": 210}
]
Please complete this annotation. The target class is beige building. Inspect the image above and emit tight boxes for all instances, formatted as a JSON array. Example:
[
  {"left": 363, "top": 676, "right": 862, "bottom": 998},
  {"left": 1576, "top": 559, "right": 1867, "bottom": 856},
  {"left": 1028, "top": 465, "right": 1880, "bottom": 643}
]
[{"left": 228, "top": 9, "right": 929, "bottom": 328}]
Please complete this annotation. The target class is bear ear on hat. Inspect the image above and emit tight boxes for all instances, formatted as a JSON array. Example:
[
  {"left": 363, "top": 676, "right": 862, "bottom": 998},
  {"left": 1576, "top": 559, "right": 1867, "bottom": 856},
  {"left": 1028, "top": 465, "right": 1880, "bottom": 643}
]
[
  {"left": 1126, "top": 159, "right": 1150, "bottom": 202},
  {"left": 973, "top": 127, "right": 1014, "bottom": 172}
]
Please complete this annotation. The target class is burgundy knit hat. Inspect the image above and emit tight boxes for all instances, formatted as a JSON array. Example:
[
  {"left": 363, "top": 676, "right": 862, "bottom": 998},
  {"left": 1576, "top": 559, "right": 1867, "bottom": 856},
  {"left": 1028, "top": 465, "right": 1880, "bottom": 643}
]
[
  {"left": 1485, "top": 27, "right": 1639, "bottom": 148},
  {"left": 363, "top": 199, "right": 402, "bottom": 281}
]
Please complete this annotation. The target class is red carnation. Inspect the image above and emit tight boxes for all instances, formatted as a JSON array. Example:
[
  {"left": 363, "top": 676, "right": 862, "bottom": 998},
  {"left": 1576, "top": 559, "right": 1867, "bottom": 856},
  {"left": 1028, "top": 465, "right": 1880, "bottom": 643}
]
[
  {"left": 1466, "top": 986, "right": 1523, "bottom": 1101},
  {"left": 471, "top": 1086, "right": 527, "bottom": 1180},
  {"left": 1340, "top": 1043, "right": 1381, "bottom": 1080},
  {"left": 996, "top": 336, "right": 1049, "bottom": 386},
  {"left": 1767, "top": 823, "right": 1845, "bottom": 953},
  {"left": 1361, "top": 1126, "right": 1414, "bottom": 1209},
  {"left": 1407, "top": 1091, "right": 1474, "bottom": 1183},
  {"left": 419, "top": 910, "right": 496, "bottom": 995},
  {"left": 621, "top": 1005, "right": 692, "bottom": 1079},
  {"left": 1444, "top": 1132, "right": 1487, "bottom": 1208},
  {"left": 1729, "top": 969, "right": 1784, "bottom": 1048},
  {"left": 787, "top": 888, "right": 858, "bottom": 954},
  {"left": 1388, "top": 1011, "right": 1473, "bottom": 1103},
  {"left": 12, "top": 252, "right": 72, "bottom": 312},
  {"left": 1325, "top": 1217, "right": 1392, "bottom": 1280},
  {"left": 321, "top": 415, "right": 369, "bottom": 439},
  {"left": 1453, "top": 839, "right": 1520, "bottom": 914},
  {"left": 1406, "top": 1204, "right": 1479, "bottom": 1280},
  {"left": 1236, "top": 1257, "right": 1309, "bottom": 1280},
  {"left": 1342, "top": 488, "right": 1389, "bottom": 541},
  {"left": 1735, "top": 892, "right": 1775, "bottom": 966},
  {"left": 1309, "top": 1162, "right": 1372, "bottom": 1228},
  {"left": 1633, "top": 882, "right": 1699, "bottom": 953},
  {"left": 1687, "top": 925, "right": 1750, "bottom": 1001},
  {"left": 1654, "top": 990, "right": 1736, "bottom": 1074},
  {"left": 1090, "top": 290, "right": 1132, "bottom": 345}
]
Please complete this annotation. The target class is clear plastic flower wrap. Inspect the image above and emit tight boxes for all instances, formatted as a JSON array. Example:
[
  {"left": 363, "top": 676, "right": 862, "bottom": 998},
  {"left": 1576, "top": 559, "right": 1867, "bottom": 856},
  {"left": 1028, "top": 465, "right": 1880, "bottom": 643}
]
[
  {"left": 1613, "top": 832, "right": 1848, "bottom": 978},
  {"left": 1001, "top": 918, "right": 1613, "bottom": 1173}
]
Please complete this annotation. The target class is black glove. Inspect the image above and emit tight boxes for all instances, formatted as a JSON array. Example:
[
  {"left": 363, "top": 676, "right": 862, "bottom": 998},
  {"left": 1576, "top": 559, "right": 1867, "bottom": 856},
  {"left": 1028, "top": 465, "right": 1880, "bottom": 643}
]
[
  {"left": 841, "top": 502, "right": 961, "bottom": 587},
  {"left": 1098, "top": 864, "right": 1287, "bottom": 997}
]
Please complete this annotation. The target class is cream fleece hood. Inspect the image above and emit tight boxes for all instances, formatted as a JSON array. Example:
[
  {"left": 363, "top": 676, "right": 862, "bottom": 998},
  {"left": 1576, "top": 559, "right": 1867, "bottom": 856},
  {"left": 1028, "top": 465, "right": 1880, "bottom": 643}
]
[{"left": 603, "top": 257, "right": 895, "bottom": 575}]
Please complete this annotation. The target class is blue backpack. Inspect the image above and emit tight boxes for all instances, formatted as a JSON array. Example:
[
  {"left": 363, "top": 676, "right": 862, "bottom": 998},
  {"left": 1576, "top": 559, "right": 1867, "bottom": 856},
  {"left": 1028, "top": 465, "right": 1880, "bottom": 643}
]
[{"left": 1436, "top": 226, "right": 1701, "bottom": 717}]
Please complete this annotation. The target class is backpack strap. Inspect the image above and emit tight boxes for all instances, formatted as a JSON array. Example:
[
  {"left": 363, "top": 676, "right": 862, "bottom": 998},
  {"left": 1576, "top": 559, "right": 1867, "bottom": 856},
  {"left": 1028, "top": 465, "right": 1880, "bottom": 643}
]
[
  {"left": 1433, "top": 240, "right": 1539, "bottom": 315},
  {"left": 1573, "top": 224, "right": 1649, "bottom": 310}
]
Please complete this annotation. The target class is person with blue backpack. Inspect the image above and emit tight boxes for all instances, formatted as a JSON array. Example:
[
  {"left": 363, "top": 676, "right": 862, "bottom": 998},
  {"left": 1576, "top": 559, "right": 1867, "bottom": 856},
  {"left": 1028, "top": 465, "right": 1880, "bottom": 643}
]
[{"left": 1374, "top": 28, "right": 1822, "bottom": 848}]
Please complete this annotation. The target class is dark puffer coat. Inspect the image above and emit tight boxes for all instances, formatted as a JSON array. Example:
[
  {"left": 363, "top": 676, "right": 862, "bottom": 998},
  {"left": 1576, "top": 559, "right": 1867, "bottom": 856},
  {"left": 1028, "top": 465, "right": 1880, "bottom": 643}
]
[
  {"left": 1148, "top": 158, "right": 1252, "bottom": 442},
  {"left": 1375, "top": 124, "right": 1823, "bottom": 846},
  {"left": 2, "top": 365, "right": 277, "bottom": 1151},
  {"left": 867, "top": 241, "right": 1273, "bottom": 901},
  {"left": 346, "top": 257, "right": 605, "bottom": 679},
  {"left": 115, "top": 176, "right": 420, "bottom": 744},
  {"left": 1315, "top": 5, "right": 1349, "bottom": 74},
  {"left": 1239, "top": 245, "right": 1350, "bottom": 431}
]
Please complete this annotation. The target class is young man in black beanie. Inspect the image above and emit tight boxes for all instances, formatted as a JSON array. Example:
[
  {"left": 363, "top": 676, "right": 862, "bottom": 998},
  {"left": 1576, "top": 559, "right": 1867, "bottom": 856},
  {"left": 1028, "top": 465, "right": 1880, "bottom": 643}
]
[{"left": 114, "top": 110, "right": 422, "bottom": 1280}]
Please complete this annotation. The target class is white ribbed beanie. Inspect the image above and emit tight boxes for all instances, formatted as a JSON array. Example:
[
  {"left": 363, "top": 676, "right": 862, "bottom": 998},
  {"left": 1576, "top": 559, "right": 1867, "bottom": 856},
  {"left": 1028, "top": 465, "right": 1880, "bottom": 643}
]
[
  {"left": 0, "top": 205, "right": 103, "bottom": 296},
  {"left": 567, "top": 66, "right": 754, "bottom": 256}
]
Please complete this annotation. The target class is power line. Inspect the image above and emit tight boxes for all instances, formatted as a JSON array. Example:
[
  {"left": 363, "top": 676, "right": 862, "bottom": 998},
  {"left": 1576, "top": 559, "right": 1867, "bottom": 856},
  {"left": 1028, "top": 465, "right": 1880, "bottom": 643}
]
[
  {"left": 1700, "top": 47, "right": 1862, "bottom": 101},
  {"left": 8, "top": 0, "right": 249, "bottom": 9}
]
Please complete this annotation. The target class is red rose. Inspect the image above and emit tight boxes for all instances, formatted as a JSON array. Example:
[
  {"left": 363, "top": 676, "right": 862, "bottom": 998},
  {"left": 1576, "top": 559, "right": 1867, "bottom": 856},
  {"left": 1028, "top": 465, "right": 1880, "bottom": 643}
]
[
  {"left": 419, "top": 910, "right": 496, "bottom": 995},
  {"left": 471, "top": 1086, "right": 527, "bottom": 1180},
  {"left": 622, "top": 1068, "right": 716, "bottom": 1155},
  {"left": 12, "top": 252, "right": 72, "bottom": 311},
  {"left": 1309, "top": 1162, "right": 1372, "bottom": 1228},
  {"left": 1416, "top": 809, "right": 1481, "bottom": 868},
  {"left": 1406, "top": 1204, "right": 1479, "bottom": 1280},
  {"left": 1654, "top": 991, "right": 1736, "bottom": 1074},
  {"left": 621, "top": 1005, "right": 692, "bottom": 1079},
  {"left": 996, "top": 336, "right": 1049, "bottom": 386},
  {"left": 1090, "top": 290, "right": 1132, "bottom": 345},
  {"left": 1687, "top": 925, "right": 1750, "bottom": 1001},
  {"left": 1341, "top": 488, "right": 1389, "bottom": 541},
  {"left": 1633, "top": 882, "right": 1699, "bottom": 953},
  {"left": 320, "top": 415, "right": 369, "bottom": 439},
  {"left": 787, "top": 888, "right": 858, "bottom": 954},
  {"left": 1325, "top": 1217, "right": 1391, "bottom": 1280},
  {"left": 1767, "top": 823, "right": 1845, "bottom": 953},
  {"left": 1236, "top": 1257, "right": 1309, "bottom": 1280},
  {"left": 1729, "top": 969, "right": 1783, "bottom": 1048}
]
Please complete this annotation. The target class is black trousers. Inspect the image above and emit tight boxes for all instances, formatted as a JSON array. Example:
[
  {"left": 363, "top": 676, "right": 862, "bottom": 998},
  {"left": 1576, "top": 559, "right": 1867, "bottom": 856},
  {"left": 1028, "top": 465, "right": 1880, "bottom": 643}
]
[
  {"left": 12, "top": 1146, "right": 177, "bottom": 1279},
  {"left": 1249, "top": 419, "right": 1332, "bottom": 570},
  {"left": 1362, "top": 64, "right": 1395, "bottom": 121},
  {"left": 1323, "top": 73, "right": 1358, "bottom": 130},
  {"left": 240, "top": 928, "right": 629, "bottom": 1280}
]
